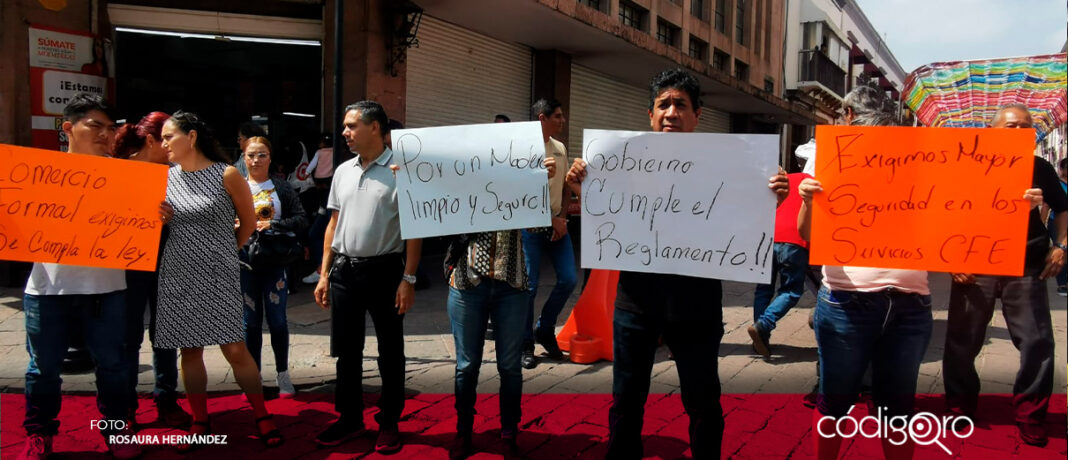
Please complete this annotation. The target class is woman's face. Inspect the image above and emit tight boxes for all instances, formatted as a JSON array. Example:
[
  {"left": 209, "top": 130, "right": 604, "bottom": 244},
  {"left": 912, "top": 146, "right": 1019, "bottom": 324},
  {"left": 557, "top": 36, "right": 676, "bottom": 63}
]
[
  {"left": 160, "top": 120, "right": 195, "bottom": 163},
  {"left": 243, "top": 141, "right": 272, "bottom": 177},
  {"left": 130, "top": 134, "right": 170, "bottom": 165}
]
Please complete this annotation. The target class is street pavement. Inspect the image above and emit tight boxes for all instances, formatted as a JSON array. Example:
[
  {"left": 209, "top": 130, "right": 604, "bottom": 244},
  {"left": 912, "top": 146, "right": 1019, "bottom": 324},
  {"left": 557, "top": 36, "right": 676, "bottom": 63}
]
[{"left": 0, "top": 255, "right": 1065, "bottom": 458}]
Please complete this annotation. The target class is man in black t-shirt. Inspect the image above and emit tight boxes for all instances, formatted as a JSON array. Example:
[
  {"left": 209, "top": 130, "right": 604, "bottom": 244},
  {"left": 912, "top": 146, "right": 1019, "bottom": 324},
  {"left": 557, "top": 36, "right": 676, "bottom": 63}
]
[
  {"left": 943, "top": 104, "right": 1068, "bottom": 447},
  {"left": 566, "top": 69, "right": 790, "bottom": 460}
]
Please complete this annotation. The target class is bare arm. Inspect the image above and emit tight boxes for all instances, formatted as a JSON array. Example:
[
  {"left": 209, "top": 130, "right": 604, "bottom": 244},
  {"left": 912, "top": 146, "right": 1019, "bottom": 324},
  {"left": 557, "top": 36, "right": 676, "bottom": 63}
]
[
  {"left": 314, "top": 211, "right": 339, "bottom": 309},
  {"left": 223, "top": 165, "right": 256, "bottom": 247},
  {"left": 395, "top": 238, "right": 423, "bottom": 314},
  {"left": 796, "top": 178, "right": 822, "bottom": 242}
]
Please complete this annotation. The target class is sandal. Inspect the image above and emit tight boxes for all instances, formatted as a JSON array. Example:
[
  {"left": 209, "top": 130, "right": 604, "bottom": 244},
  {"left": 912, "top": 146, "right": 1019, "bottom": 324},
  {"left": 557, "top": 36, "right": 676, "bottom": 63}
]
[
  {"left": 252, "top": 414, "right": 284, "bottom": 448},
  {"left": 177, "top": 419, "right": 211, "bottom": 453}
]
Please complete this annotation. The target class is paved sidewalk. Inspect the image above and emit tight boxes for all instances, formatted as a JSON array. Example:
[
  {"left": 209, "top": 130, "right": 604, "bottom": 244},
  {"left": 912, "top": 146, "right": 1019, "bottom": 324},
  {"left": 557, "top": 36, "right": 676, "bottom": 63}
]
[{"left": 0, "top": 259, "right": 1065, "bottom": 458}]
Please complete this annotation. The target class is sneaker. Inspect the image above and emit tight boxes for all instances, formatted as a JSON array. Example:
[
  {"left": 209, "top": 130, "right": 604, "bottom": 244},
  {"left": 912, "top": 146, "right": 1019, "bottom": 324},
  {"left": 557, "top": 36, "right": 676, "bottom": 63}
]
[
  {"left": 107, "top": 427, "right": 143, "bottom": 460},
  {"left": 1057, "top": 285, "right": 1067, "bottom": 297},
  {"left": 17, "top": 434, "right": 52, "bottom": 460},
  {"left": 748, "top": 324, "right": 771, "bottom": 359},
  {"left": 1017, "top": 421, "right": 1048, "bottom": 447},
  {"left": 315, "top": 418, "right": 365, "bottom": 446},
  {"left": 156, "top": 399, "right": 192, "bottom": 428},
  {"left": 375, "top": 428, "right": 402, "bottom": 454},
  {"left": 535, "top": 328, "right": 564, "bottom": 360},
  {"left": 448, "top": 432, "right": 473, "bottom": 460},
  {"left": 276, "top": 371, "right": 296, "bottom": 398},
  {"left": 301, "top": 272, "right": 321, "bottom": 284}
]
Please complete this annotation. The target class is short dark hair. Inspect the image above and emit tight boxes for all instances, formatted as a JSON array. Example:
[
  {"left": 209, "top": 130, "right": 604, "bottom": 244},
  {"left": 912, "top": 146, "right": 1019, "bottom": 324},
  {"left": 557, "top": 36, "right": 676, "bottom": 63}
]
[
  {"left": 168, "top": 111, "right": 231, "bottom": 163},
  {"left": 531, "top": 99, "right": 562, "bottom": 120},
  {"left": 649, "top": 68, "right": 701, "bottom": 110},
  {"left": 388, "top": 119, "right": 404, "bottom": 132},
  {"left": 494, "top": 114, "right": 511, "bottom": 123},
  {"left": 63, "top": 93, "right": 116, "bottom": 124},
  {"left": 1059, "top": 157, "right": 1067, "bottom": 171},
  {"left": 238, "top": 121, "right": 267, "bottom": 139},
  {"left": 344, "top": 100, "right": 389, "bottom": 137}
]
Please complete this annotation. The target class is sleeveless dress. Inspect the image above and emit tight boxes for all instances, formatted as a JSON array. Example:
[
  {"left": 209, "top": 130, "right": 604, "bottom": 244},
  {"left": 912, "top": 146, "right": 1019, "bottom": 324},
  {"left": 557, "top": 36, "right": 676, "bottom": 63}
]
[{"left": 155, "top": 162, "right": 245, "bottom": 348}]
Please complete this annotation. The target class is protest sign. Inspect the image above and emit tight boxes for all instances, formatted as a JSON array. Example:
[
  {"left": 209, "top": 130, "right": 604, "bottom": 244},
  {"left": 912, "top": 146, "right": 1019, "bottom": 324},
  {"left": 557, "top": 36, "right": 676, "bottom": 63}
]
[
  {"left": 579, "top": 130, "right": 780, "bottom": 283},
  {"left": 0, "top": 144, "right": 168, "bottom": 271},
  {"left": 809, "top": 125, "right": 1034, "bottom": 276},
  {"left": 393, "top": 121, "right": 552, "bottom": 239}
]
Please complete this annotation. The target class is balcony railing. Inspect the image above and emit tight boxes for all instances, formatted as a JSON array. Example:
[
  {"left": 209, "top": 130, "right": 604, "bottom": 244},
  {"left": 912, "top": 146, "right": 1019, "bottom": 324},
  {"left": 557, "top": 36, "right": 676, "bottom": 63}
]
[{"left": 798, "top": 50, "right": 846, "bottom": 97}]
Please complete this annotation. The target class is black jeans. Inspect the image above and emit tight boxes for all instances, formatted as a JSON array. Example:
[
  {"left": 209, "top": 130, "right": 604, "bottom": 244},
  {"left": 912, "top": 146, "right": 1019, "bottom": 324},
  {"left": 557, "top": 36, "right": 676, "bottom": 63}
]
[
  {"left": 607, "top": 275, "right": 724, "bottom": 460},
  {"left": 943, "top": 274, "right": 1054, "bottom": 424},
  {"left": 125, "top": 269, "right": 180, "bottom": 407},
  {"left": 329, "top": 253, "right": 406, "bottom": 429}
]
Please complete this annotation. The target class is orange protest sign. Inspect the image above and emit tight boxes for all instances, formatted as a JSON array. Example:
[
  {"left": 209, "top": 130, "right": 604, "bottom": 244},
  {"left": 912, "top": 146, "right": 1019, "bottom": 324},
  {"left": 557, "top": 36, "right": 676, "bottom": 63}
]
[
  {"left": 809, "top": 126, "right": 1034, "bottom": 276},
  {"left": 0, "top": 144, "right": 168, "bottom": 271}
]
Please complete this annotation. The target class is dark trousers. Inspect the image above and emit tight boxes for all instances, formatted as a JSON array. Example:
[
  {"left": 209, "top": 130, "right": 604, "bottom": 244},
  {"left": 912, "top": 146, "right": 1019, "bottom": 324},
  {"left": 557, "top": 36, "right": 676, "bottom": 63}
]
[
  {"left": 329, "top": 253, "right": 406, "bottom": 429},
  {"left": 944, "top": 275, "right": 1054, "bottom": 424},
  {"left": 607, "top": 278, "right": 724, "bottom": 460},
  {"left": 124, "top": 270, "right": 180, "bottom": 407}
]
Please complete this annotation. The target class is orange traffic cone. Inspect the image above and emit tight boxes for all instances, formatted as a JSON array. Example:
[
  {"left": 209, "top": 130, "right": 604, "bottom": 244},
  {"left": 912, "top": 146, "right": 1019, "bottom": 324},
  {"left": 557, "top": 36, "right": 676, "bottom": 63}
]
[{"left": 556, "top": 269, "right": 618, "bottom": 364}]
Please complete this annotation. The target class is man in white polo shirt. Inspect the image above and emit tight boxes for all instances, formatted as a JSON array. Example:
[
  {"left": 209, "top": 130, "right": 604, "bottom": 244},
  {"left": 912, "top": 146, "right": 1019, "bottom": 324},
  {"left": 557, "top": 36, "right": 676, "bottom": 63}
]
[{"left": 19, "top": 93, "right": 141, "bottom": 460}]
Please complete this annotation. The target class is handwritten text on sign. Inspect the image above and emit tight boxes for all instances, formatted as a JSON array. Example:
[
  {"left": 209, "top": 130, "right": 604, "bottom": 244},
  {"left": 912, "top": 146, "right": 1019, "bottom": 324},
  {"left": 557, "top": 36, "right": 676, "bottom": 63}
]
[
  {"left": 809, "top": 126, "right": 1033, "bottom": 276},
  {"left": 0, "top": 144, "right": 168, "bottom": 271},
  {"left": 580, "top": 130, "right": 779, "bottom": 283},
  {"left": 394, "top": 122, "right": 552, "bottom": 239}
]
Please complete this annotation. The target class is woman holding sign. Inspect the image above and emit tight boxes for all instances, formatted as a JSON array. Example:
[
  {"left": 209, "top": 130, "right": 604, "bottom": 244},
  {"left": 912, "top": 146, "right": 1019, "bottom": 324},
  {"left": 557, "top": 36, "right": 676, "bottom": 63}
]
[
  {"left": 155, "top": 112, "right": 283, "bottom": 451},
  {"left": 240, "top": 136, "right": 307, "bottom": 398}
]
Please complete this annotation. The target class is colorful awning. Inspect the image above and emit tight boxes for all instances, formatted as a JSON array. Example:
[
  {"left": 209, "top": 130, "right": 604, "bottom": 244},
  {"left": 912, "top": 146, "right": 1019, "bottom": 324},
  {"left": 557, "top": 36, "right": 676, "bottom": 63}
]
[{"left": 902, "top": 53, "right": 1067, "bottom": 140}]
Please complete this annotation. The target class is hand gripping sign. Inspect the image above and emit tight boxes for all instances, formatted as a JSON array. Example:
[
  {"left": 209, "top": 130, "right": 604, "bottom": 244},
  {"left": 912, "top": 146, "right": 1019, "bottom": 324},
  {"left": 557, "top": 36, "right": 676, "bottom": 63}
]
[
  {"left": 0, "top": 144, "right": 168, "bottom": 271},
  {"left": 809, "top": 126, "right": 1034, "bottom": 276}
]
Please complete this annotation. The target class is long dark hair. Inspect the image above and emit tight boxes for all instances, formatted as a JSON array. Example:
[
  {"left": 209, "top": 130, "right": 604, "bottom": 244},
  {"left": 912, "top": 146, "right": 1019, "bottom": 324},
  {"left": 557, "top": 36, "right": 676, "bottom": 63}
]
[
  {"left": 167, "top": 111, "right": 231, "bottom": 163},
  {"left": 114, "top": 111, "right": 170, "bottom": 159}
]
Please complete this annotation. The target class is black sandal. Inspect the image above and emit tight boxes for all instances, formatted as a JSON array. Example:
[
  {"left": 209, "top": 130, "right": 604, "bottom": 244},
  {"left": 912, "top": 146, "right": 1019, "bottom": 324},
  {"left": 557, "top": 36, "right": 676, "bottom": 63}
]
[
  {"left": 177, "top": 419, "right": 211, "bottom": 453},
  {"left": 252, "top": 415, "right": 284, "bottom": 448}
]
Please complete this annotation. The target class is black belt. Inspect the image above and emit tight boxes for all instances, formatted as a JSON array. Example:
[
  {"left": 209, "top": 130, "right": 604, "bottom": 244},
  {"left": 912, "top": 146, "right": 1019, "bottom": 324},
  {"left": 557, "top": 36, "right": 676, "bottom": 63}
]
[{"left": 336, "top": 252, "right": 402, "bottom": 265}]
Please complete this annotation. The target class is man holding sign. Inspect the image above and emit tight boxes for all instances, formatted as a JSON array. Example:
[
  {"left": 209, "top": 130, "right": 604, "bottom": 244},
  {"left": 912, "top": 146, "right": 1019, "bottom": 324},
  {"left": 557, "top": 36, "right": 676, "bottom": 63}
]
[
  {"left": 18, "top": 94, "right": 143, "bottom": 460},
  {"left": 566, "top": 68, "right": 790, "bottom": 459},
  {"left": 943, "top": 105, "right": 1067, "bottom": 447}
]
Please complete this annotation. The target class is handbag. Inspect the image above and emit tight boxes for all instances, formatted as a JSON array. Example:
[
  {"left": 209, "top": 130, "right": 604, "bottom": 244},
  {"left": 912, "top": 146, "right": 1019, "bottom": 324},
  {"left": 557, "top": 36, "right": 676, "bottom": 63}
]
[{"left": 247, "top": 228, "right": 302, "bottom": 269}]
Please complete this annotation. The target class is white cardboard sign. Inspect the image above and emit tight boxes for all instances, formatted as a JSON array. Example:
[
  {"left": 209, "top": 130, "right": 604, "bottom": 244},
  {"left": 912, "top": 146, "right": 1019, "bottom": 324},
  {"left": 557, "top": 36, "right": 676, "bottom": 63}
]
[
  {"left": 394, "top": 121, "right": 552, "bottom": 239},
  {"left": 580, "top": 129, "right": 780, "bottom": 283}
]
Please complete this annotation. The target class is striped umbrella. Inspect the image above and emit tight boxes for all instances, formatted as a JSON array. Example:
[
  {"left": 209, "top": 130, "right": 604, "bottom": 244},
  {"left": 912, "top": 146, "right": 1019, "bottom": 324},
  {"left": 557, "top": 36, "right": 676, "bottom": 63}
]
[{"left": 902, "top": 53, "right": 1067, "bottom": 141}]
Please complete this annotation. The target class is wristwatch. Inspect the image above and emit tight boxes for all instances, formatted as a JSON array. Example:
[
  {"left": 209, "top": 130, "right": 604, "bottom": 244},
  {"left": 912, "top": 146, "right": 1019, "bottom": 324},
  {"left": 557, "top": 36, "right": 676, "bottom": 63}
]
[
  {"left": 1054, "top": 242, "right": 1068, "bottom": 253},
  {"left": 402, "top": 273, "right": 417, "bottom": 285}
]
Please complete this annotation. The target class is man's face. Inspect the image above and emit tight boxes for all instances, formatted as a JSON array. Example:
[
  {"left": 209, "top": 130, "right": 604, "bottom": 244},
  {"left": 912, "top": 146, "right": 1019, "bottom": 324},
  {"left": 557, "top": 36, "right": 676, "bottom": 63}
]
[
  {"left": 63, "top": 109, "right": 116, "bottom": 156},
  {"left": 649, "top": 88, "right": 701, "bottom": 133},
  {"left": 540, "top": 107, "right": 566, "bottom": 138},
  {"left": 992, "top": 108, "right": 1033, "bottom": 129},
  {"left": 341, "top": 110, "right": 378, "bottom": 153}
]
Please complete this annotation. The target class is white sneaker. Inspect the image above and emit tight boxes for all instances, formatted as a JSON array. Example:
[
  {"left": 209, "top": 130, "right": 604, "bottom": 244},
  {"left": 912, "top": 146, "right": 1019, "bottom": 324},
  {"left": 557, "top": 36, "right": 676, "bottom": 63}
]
[
  {"left": 277, "top": 370, "right": 296, "bottom": 398},
  {"left": 301, "top": 272, "right": 320, "bottom": 284}
]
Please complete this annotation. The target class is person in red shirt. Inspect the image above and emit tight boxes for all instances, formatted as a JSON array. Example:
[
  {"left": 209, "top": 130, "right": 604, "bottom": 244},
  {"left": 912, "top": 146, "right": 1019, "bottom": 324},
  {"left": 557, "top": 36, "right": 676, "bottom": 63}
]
[{"left": 749, "top": 171, "right": 812, "bottom": 358}]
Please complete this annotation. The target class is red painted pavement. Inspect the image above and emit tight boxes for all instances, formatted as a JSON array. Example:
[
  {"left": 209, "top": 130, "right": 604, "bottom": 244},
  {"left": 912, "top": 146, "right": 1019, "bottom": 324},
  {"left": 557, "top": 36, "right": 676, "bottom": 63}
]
[{"left": 1, "top": 393, "right": 1064, "bottom": 459}]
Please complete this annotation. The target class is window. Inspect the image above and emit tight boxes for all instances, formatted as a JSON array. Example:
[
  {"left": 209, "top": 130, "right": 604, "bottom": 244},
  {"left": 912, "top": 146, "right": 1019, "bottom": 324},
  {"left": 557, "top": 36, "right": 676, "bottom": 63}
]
[
  {"left": 656, "top": 20, "right": 680, "bottom": 48},
  {"left": 577, "top": 0, "right": 605, "bottom": 12},
  {"left": 764, "top": 77, "right": 774, "bottom": 93},
  {"left": 691, "top": 0, "right": 707, "bottom": 20},
  {"left": 619, "top": 1, "right": 646, "bottom": 30},
  {"left": 735, "top": 0, "right": 747, "bottom": 45},
  {"left": 712, "top": 48, "right": 729, "bottom": 71},
  {"left": 715, "top": 0, "right": 727, "bottom": 32},
  {"left": 734, "top": 59, "right": 749, "bottom": 81},
  {"left": 688, "top": 36, "right": 708, "bottom": 60}
]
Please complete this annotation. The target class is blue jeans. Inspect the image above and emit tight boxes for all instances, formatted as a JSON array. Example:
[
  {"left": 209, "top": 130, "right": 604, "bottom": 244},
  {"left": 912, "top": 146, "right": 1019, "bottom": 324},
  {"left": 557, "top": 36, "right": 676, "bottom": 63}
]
[
  {"left": 24, "top": 291, "right": 129, "bottom": 435},
  {"left": 447, "top": 280, "right": 528, "bottom": 434},
  {"left": 814, "top": 286, "right": 932, "bottom": 417},
  {"left": 241, "top": 266, "right": 290, "bottom": 373},
  {"left": 521, "top": 230, "right": 578, "bottom": 343},
  {"left": 124, "top": 269, "right": 180, "bottom": 407},
  {"left": 752, "top": 243, "right": 808, "bottom": 336}
]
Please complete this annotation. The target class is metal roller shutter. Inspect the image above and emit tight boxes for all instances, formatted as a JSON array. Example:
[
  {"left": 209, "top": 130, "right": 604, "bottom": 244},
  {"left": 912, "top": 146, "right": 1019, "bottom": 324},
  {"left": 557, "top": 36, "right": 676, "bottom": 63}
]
[
  {"left": 568, "top": 65, "right": 731, "bottom": 156},
  {"left": 406, "top": 16, "right": 532, "bottom": 128}
]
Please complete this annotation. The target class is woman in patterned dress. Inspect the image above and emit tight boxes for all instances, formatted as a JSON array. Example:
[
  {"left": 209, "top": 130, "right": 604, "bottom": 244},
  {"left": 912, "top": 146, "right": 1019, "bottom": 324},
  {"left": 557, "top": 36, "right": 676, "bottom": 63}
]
[{"left": 156, "top": 112, "right": 282, "bottom": 450}]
